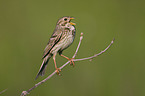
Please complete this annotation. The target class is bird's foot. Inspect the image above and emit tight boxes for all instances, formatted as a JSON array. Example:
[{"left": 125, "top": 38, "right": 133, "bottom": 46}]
[
  {"left": 60, "top": 54, "right": 75, "bottom": 67},
  {"left": 55, "top": 68, "right": 61, "bottom": 75},
  {"left": 68, "top": 58, "right": 75, "bottom": 67}
]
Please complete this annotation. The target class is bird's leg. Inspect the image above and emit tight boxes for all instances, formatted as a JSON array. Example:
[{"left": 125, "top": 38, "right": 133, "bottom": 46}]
[
  {"left": 53, "top": 55, "right": 61, "bottom": 75},
  {"left": 60, "top": 54, "right": 75, "bottom": 67}
]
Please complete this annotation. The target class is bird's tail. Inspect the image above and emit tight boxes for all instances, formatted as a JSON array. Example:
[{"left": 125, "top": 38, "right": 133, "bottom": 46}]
[{"left": 35, "top": 55, "right": 51, "bottom": 80}]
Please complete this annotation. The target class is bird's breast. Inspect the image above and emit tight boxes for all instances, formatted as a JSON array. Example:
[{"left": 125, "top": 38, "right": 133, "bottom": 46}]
[{"left": 51, "top": 33, "right": 74, "bottom": 54}]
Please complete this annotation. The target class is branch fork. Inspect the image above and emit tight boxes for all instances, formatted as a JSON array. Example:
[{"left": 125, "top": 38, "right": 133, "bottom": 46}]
[{"left": 21, "top": 32, "right": 114, "bottom": 96}]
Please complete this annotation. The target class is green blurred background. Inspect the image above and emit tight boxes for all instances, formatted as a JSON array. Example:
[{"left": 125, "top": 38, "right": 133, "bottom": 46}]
[{"left": 0, "top": 0, "right": 145, "bottom": 96}]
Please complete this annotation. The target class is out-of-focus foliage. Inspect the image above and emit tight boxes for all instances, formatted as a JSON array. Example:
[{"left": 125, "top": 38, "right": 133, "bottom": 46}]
[{"left": 0, "top": 0, "right": 145, "bottom": 96}]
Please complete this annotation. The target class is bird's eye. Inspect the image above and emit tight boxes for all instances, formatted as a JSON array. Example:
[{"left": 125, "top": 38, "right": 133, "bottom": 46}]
[{"left": 64, "top": 18, "right": 67, "bottom": 21}]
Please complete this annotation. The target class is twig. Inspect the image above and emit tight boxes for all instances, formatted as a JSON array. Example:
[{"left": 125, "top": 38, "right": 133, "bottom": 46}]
[
  {"left": 0, "top": 89, "right": 7, "bottom": 95},
  {"left": 72, "top": 32, "right": 83, "bottom": 58},
  {"left": 74, "top": 38, "right": 115, "bottom": 61},
  {"left": 21, "top": 33, "right": 114, "bottom": 96}
]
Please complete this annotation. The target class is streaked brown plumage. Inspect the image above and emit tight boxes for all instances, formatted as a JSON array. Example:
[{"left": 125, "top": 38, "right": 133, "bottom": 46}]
[{"left": 35, "top": 16, "right": 76, "bottom": 79}]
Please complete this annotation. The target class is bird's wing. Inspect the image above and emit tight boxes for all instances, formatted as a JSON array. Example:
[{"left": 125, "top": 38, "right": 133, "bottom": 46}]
[{"left": 42, "top": 28, "right": 63, "bottom": 59}]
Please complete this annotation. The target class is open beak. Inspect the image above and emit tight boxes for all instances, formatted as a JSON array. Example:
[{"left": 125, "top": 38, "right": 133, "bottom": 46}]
[
  {"left": 69, "top": 17, "right": 76, "bottom": 25},
  {"left": 70, "top": 17, "right": 75, "bottom": 20},
  {"left": 69, "top": 22, "right": 76, "bottom": 25}
]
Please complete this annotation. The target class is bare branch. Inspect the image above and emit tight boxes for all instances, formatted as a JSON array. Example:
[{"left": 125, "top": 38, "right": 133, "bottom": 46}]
[
  {"left": 74, "top": 38, "right": 115, "bottom": 61},
  {"left": 21, "top": 33, "right": 114, "bottom": 96},
  {"left": 72, "top": 32, "right": 83, "bottom": 58}
]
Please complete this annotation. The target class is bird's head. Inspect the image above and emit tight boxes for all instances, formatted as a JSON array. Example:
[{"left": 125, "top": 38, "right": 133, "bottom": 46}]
[{"left": 57, "top": 16, "right": 76, "bottom": 26}]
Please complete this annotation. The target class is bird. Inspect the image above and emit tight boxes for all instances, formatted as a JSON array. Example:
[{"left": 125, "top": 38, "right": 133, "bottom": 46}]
[{"left": 35, "top": 16, "right": 76, "bottom": 79}]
